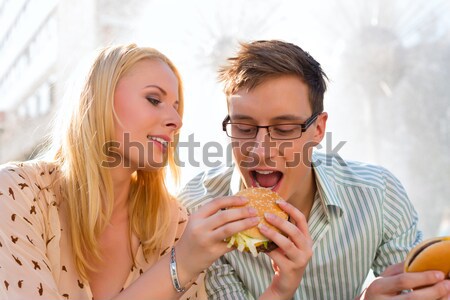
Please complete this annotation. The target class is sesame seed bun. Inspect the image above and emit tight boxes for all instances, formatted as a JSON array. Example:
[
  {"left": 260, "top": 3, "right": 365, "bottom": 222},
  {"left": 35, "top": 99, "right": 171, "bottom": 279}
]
[{"left": 404, "top": 236, "right": 450, "bottom": 277}]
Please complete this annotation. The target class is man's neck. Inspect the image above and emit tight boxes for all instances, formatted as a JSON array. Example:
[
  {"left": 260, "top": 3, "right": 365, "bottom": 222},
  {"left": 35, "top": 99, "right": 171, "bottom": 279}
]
[{"left": 288, "top": 169, "right": 317, "bottom": 221}]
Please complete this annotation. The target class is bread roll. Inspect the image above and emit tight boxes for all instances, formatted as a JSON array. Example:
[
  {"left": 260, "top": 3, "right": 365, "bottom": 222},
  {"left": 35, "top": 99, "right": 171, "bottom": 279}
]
[{"left": 404, "top": 236, "right": 450, "bottom": 277}]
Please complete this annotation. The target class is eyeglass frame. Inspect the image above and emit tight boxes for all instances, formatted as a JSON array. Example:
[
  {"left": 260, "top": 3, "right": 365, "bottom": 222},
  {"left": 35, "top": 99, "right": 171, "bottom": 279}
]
[{"left": 222, "top": 112, "right": 321, "bottom": 140}]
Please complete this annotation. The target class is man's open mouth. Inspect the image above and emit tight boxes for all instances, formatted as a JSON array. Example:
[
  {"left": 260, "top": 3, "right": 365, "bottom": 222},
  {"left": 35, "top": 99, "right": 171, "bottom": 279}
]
[{"left": 250, "top": 170, "right": 283, "bottom": 190}]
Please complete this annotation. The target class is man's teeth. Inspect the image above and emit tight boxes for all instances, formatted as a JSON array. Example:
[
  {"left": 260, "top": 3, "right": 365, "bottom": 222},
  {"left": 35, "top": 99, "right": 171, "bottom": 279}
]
[
  {"left": 147, "top": 136, "right": 168, "bottom": 147},
  {"left": 255, "top": 170, "right": 274, "bottom": 175}
]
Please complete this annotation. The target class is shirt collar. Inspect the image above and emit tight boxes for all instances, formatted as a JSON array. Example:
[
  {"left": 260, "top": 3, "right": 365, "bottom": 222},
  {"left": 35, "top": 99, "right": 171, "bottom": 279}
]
[
  {"left": 230, "top": 164, "right": 241, "bottom": 195},
  {"left": 312, "top": 151, "right": 344, "bottom": 217},
  {"left": 203, "top": 165, "right": 235, "bottom": 195}
]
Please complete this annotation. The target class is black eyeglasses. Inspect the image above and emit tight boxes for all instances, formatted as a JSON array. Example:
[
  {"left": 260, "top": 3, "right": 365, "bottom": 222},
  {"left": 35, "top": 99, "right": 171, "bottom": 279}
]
[{"left": 222, "top": 113, "right": 320, "bottom": 140}]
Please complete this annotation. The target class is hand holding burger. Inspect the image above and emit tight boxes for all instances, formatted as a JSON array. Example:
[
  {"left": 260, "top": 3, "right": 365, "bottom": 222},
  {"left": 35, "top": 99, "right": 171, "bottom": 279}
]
[
  {"left": 226, "top": 187, "right": 288, "bottom": 257},
  {"left": 224, "top": 187, "right": 313, "bottom": 299}
]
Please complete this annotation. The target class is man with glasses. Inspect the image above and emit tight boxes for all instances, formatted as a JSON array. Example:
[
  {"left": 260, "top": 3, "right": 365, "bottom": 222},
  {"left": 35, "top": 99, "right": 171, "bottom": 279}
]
[{"left": 179, "top": 40, "right": 450, "bottom": 299}]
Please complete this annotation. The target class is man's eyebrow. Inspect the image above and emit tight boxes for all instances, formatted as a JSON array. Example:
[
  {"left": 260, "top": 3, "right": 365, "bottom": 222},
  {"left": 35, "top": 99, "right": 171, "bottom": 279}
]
[
  {"left": 271, "top": 115, "right": 304, "bottom": 122},
  {"left": 230, "top": 114, "right": 254, "bottom": 121},
  {"left": 230, "top": 114, "right": 305, "bottom": 122},
  {"left": 144, "top": 85, "right": 167, "bottom": 95}
]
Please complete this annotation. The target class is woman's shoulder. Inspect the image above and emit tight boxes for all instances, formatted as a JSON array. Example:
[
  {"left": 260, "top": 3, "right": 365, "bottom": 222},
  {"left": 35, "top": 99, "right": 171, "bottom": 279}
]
[
  {"left": 0, "top": 160, "right": 58, "bottom": 184},
  {"left": 0, "top": 160, "right": 60, "bottom": 197},
  {"left": 0, "top": 159, "right": 58, "bottom": 176}
]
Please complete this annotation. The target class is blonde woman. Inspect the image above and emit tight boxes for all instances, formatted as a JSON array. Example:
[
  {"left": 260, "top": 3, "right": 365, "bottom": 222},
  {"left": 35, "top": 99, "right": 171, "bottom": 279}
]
[{"left": 0, "top": 44, "right": 259, "bottom": 300}]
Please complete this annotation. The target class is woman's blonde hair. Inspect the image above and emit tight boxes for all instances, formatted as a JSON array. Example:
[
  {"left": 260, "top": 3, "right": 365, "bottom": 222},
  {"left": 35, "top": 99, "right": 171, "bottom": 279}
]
[{"left": 52, "top": 44, "right": 183, "bottom": 280}]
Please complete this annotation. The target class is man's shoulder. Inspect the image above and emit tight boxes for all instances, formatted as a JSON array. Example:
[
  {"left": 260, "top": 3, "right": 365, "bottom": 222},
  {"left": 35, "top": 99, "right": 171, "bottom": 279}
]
[
  {"left": 177, "top": 164, "right": 234, "bottom": 212},
  {"left": 313, "top": 151, "right": 399, "bottom": 191}
]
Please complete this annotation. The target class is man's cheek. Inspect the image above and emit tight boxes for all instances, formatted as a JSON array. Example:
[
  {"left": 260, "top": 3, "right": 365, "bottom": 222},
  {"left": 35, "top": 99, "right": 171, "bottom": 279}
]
[
  {"left": 233, "top": 143, "right": 256, "bottom": 168},
  {"left": 284, "top": 147, "right": 304, "bottom": 168}
]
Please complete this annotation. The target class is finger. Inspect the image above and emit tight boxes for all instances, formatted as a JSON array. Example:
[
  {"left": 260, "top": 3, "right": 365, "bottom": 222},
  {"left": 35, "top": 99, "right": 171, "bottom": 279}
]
[
  {"left": 266, "top": 248, "right": 289, "bottom": 268},
  {"left": 375, "top": 271, "right": 446, "bottom": 294},
  {"left": 398, "top": 279, "right": 450, "bottom": 300},
  {"left": 258, "top": 223, "right": 303, "bottom": 261},
  {"left": 195, "top": 196, "right": 248, "bottom": 218},
  {"left": 381, "top": 262, "right": 405, "bottom": 277},
  {"left": 211, "top": 216, "right": 260, "bottom": 242},
  {"left": 204, "top": 206, "right": 258, "bottom": 230},
  {"left": 277, "top": 200, "right": 311, "bottom": 239},
  {"left": 263, "top": 212, "right": 307, "bottom": 250}
]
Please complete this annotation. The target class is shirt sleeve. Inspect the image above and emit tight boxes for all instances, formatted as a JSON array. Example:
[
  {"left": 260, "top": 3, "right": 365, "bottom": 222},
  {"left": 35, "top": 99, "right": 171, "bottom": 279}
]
[
  {"left": 205, "top": 256, "right": 250, "bottom": 300},
  {"left": 371, "top": 167, "right": 423, "bottom": 276},
  {"left": 0, "top": 163, "right": 64, "bottom": 299}
]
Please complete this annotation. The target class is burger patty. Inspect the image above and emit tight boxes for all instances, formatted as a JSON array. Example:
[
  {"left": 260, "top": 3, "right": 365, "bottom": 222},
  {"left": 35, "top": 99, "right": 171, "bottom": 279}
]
[{"left": 256, "top": 241, "right": 279, "bottom": 253}]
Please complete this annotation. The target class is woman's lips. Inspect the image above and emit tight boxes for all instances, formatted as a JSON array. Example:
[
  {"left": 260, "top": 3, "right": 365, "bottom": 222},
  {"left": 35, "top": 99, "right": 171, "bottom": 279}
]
[{"left": 147, "top": 135, "right": 169, "bottom": 152}]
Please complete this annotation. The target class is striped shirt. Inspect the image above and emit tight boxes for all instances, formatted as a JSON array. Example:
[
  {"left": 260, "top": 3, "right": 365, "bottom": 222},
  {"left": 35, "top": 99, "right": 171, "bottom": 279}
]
[{"left": 178, "top": 151, "right": 422, "bottom": 300}]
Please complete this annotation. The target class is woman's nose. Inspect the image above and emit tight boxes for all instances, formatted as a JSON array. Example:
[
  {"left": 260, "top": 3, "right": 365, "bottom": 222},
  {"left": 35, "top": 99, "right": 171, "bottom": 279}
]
[{"left": 164, "top": 107, "right": 182, "bottom": 131}]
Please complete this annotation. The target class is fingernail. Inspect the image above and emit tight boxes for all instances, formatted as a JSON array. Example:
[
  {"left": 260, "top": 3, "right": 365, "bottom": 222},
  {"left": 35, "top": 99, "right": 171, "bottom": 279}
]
[
  {"left": 276, "top": 200, "right": 286, "bottom": 206},
  {"left": 240, "top": 196, "right": 248, "bottom": 203},
  {"left": 264, "top": 212, "right": 274, "bottom": 220},
  {"left": 250, "top": 217, "right": 260, "bottom": 224},
  {"left": 435, "top": 271, "right": 445, "bottom": 280},
  {"left": 248, "top": 207, "right": 257, "bottom": 215},
  {"left": 258, "top": 223, "right": 268, "bottom": 231}
]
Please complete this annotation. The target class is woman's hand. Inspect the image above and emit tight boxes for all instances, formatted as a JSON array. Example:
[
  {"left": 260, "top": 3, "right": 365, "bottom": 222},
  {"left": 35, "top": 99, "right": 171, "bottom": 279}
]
[
  {"left": 175, "top": 196, "right": 260, "bottom": 283},
  {"left": 259, "top": 200, "right": 313, "bottom": 300},
  {"left": 358, "top": 262, "right": 450, "bottom": 299}
]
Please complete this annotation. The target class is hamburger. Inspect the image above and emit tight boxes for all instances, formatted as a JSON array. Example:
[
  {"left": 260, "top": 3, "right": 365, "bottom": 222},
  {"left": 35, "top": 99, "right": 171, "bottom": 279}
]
[
  {"left": 404, "top": 236, "right": 450, "bottom": 277},
  {"left": 226, "top": 187, "right": 288, "bottom": 257}
]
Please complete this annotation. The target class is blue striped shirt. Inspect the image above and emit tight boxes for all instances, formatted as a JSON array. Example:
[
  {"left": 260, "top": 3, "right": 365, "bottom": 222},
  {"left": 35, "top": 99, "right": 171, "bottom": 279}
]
[{"left": 178, "top": 152, "right": 422, "bottom": 299}]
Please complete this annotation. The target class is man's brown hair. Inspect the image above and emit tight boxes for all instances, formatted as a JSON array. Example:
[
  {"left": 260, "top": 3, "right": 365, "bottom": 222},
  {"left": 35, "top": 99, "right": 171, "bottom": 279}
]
[{"left": 218, "top": 40, "right": 328, "bottom": 114}]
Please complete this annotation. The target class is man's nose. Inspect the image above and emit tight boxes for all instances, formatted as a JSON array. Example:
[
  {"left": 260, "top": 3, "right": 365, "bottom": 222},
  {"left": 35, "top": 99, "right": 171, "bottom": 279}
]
[{"left": 248, "top": 128, "right": 276, "bottom": 159}]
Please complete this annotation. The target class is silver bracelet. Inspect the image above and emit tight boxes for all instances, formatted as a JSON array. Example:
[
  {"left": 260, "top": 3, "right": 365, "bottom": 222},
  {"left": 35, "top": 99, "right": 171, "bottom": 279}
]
[{"left": 169, "top": 246, "right": 185, "bottom": 293}]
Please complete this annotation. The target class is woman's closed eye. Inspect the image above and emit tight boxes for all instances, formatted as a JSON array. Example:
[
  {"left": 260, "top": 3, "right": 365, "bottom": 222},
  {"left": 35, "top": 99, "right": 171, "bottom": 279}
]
[{"left": 146, "top": 96, "right": 161, "bottom": 106}]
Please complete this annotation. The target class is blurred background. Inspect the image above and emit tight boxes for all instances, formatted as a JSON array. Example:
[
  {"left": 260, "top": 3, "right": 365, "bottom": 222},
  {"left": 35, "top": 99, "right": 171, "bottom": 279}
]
[{"left": 0, "top": 0, "right": 449, "bottom": 242}]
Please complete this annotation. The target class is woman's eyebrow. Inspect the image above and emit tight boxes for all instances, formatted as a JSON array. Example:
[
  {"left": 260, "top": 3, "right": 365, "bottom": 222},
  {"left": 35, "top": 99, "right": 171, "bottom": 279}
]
[{"left": 144, "top": 84, "right": 167, "bottom": 95}]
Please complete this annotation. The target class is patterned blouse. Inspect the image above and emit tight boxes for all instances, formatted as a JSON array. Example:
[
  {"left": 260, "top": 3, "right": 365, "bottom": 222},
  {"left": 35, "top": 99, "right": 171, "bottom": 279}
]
[{"left": 0, "top": 160, "right": 205, "bottom": 300}]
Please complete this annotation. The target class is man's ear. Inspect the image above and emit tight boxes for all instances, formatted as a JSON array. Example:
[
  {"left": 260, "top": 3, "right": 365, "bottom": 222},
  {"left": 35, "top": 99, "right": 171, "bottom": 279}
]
[{"left": 312, "top": 112, "right": 328, "bottom": 144}]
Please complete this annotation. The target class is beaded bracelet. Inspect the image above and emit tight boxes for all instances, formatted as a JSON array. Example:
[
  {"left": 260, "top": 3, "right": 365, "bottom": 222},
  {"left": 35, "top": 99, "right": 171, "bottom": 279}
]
[{"left": 169, "top": 246, "right": 185, "bottom": 293}]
